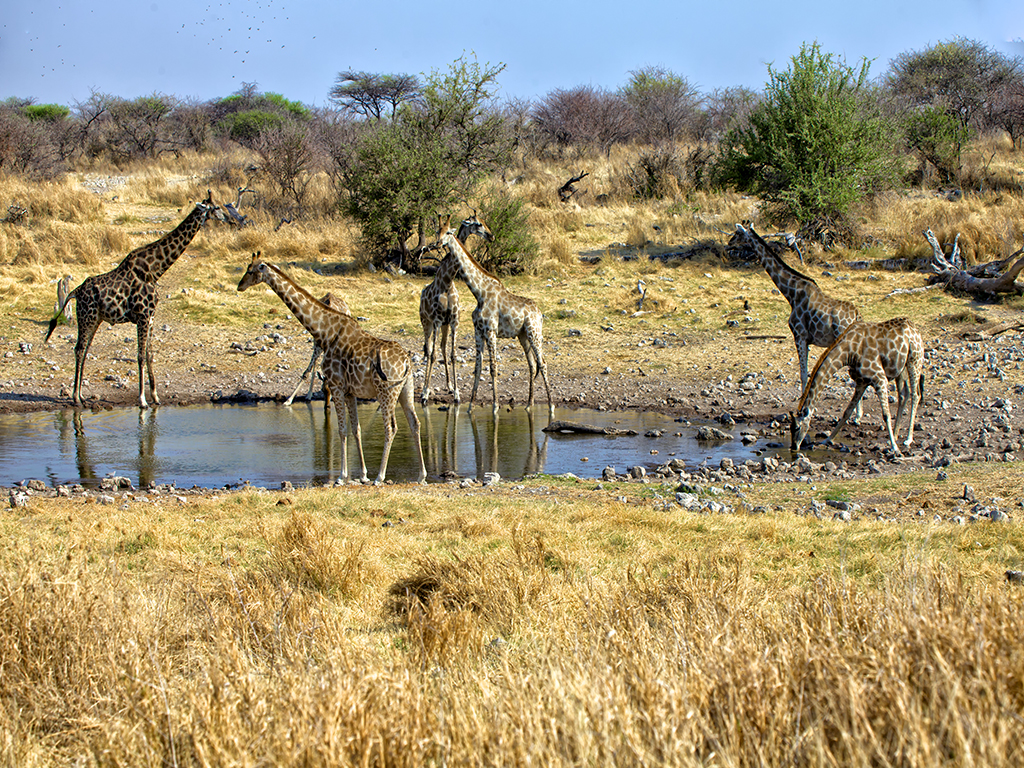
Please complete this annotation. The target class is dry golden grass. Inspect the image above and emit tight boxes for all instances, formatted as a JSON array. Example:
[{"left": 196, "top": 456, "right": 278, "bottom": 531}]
[
  {"left": 2, "top": 471, "right": 1023, "bottom": 766},
  {"left": 3, "top": 142, "right": 1024, "bottom": 764}
]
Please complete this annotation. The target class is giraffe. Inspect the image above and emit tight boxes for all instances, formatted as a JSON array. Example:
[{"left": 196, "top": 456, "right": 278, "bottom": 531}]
[
  {"left": 732, "top": 224, "right": 861, "bottom": 390},
  {"left": 438, "top": 222, "right": 553, "bottom": 419},
  {"left": 45, "top": 191, "right": 221, "bottom": 408},
  {"left": 790, "top": 318, "right": 925, "bottom": 456},
  {"left": 283, "top": 292, "right": 352, "bottom": 408},
  {"left": 419, "top": 214, "right": 494, "bottom": 406},
  {"left": 237, "top": 253, "right": 425, "bottom": 484}
]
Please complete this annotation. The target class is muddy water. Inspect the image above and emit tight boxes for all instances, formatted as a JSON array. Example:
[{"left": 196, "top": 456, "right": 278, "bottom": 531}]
[{"left": 0, "top": 404, "right": 772, "bottom": 489}]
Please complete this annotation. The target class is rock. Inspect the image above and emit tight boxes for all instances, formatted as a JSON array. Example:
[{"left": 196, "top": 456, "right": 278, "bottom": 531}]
[
  {"left": 26, "top": 479, "right": 46, "bottom": 492},
  {"left": 98, "top": 495, "right": 116, "bottom": 505},
  {"left": 695, "top": 426, "right": 733, "bottom": 441},
  {"left": 720, "top": 457, "right": 734, "bottom": 471},
  {"left": 482, "top": 472, "right": 501, "bottom": 486},
  {"left": 628, "top": 466, "right": 646, "bottom": 480},
  {"left": 1006, "top": 570, "right": 1024, "bottom": 583},
  {"left": 602, "top": 466, "right": 617, "bottom": 481},
  {"left": 9, "top": 493, "right": 28, "bottom": 509},
  {"left": 280, "top": 481, "right": 293, "bottom": 491}
]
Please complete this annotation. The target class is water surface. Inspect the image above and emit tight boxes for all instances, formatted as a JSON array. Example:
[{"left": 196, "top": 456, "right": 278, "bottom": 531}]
[{"left": 0, "top": 404, "right": 769, "bottom": 489}]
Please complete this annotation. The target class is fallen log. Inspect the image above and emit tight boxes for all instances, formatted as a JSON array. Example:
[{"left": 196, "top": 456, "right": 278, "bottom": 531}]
[
  {"left": 923, "top": 229, "right": 1024, "bottom": 296},
  {"left": 542, "top": 420, "right": 638, "bottom": 436}
]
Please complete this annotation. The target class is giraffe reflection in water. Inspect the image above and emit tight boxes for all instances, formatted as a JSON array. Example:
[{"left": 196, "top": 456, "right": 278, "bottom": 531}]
[{"left": 55, "top": 409, "right": 159, "bottom": 489}]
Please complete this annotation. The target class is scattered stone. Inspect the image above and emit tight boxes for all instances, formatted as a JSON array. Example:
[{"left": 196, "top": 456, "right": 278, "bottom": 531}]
[
  {"left": 602, "top": 466, "right": 617, "bottom": 481},
  {"left": 97, "top": 495, "right": 116, "bottom": 505},
  {"left": 628, "top": 466, "right": 646, "bottom": 480},
  {"left": 1006, "top": 570, "right": 1024, "bottom": 584},
  {"left": 482, "top": 472, "right": 501, "bottom": 486},
  {"left": 695, "top": 426, "right": 732, "bottom": 441},
  {"left": 280, "top": 481, "right": 293, "bottom": 491}
]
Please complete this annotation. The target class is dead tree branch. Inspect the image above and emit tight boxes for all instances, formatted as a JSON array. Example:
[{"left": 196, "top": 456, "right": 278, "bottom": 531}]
[
  {"left": 558, "top": 171, "right": 589, "bottom": 203},
  {"left": 923, "top": 229, "right": 1024, "bottom": 296}
]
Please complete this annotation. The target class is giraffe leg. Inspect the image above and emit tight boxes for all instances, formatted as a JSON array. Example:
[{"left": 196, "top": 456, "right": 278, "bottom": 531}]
[
  {"left": 901, "top": 368, "right": 923, "bottom": 449},
  {"left": 468, "top": 323, "right": 485, "bottom": 413},
  {"left": 874, "top": 377, "right": 900, "bottom": 455},
  {"left": 448, "top": 320, "right": 460, "bottom": 404},
  {"left": 140, "top": 318, "right": 159, "bottom": 407},
  {"left": 795, "top": 335, "right": 810, "bottom": 391},
  {"left": 332, "top": 395, "right": 349, "bottom": 482},
  {"left": 827, "top": 381, "right": 870, "bottom": 445},
  {"left": 72, "top": 319, "right": 99, "bottom": 407},
  {"left": 421, "top": 324, "right": 437, "bottom": 406},
  {"left": 518, "top": 332, "right": 535, "bottom": 411},
  {"left": 485, "top": 329, "right": 499, "bottom": 417},
  {"left": 135, "top": 322, "right": 151, "bottom": 408},
  {"left": 347, "top": 394, "right": 369, "bottom": 483}
]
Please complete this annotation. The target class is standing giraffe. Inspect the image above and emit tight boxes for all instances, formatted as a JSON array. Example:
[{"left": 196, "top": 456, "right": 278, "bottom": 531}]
[
  {"left": 732, "top": 224, "right": 861, "bottom": 389},
  {"left": 283, "top": 292, "right": 352, "bottom": 408},
  {"left": 420, "top": 214, "right": 494, "bottom": 406},
  {"left": 237, "top": 253, "right": 425, "bottom": 484},
  {"left": 791, "top": 318, "right": 924, "bottom": 455},
  {"left": 438, "top": 222, "right": 553, "bottom": 419},
  {"left": 45, "top": 191, "right": 221, "bottom": 408}
]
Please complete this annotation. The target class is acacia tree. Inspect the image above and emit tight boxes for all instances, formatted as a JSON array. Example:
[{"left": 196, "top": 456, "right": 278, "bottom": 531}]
[
  {"left": 340, "top": 57, "right": 516, "bottom": 269},
  {"left": 621, "top": 65, "right": 701, "bottom": 145},
  {"left": 716, "top": 43, "right": 901, "bottom": 233},
  {"left": 887, "top": 38, "right": 1022, "bottom": 131},
  {"left": 532, "top": 85, "right": 634, "bottom": 156},
  {"left": 328, "top": 71, "right": 420, "bottom": 121}
]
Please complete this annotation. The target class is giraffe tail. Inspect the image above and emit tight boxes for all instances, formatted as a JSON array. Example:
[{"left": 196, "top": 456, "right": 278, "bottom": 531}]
[{"left": 44, "top": 285, "right": 78, "bottom": 342}]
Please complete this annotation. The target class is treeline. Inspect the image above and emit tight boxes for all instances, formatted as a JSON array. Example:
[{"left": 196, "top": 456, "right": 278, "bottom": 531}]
[{"left": 2, "top": 39, "right": 1024, "bottom": 266}]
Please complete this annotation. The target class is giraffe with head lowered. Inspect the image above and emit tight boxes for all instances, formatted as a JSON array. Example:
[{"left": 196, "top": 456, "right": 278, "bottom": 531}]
[
  {"left": 438, "top": 220, "right": 553, "bottom": 419},
  {"left": 791, "top": 317, "right": 924, "bottom": 456},
  {"left": 419, "top": 213, "right": 494, "bottom": 406},
  {"left": 45, "top": 191, "right": 221, "bottom": 408},
  {"left": 283, "top": 292, "right": 352, "bottom": 408},
  {"left": 237, "top": 253, "right": 425, "bottom": 484},
  {"left": 733, "top": 224, "right": 861, "bottom": 389}
]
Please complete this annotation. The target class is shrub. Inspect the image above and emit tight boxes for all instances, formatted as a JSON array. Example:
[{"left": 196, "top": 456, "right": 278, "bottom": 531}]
[
  {"left": 716, "top": 42, "right": 901, "bottom": 234},
  {"left": 477, "top": 189, "right": 539, "bottom": 275}
]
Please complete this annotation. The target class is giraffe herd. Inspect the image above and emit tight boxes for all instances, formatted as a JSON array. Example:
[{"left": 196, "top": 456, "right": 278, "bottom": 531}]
[{"left": 43, "top": 198, "right": 929, "bottom": 484}]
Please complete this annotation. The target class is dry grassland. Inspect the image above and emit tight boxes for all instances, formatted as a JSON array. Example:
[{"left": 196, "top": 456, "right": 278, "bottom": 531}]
[{"left": 2, "top": 143, "right": 1024, "bottom": 765}]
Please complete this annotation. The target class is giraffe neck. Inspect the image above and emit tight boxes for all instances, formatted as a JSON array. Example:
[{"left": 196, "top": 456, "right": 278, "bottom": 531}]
[
  {"left": 443, "top": 234, "right": 500, "bottom": 303},
  {"left": 797, "top": 334, "right": 853, "bottom": 414},
  {"left": 259, "top": 263, "right": 349, "bottom": 346},
  {"left": 435, "top": 253, "right": 462, "bottom": 291},
  {"left": 759, "top": 248, "right": 818, "bottom": 305},
  {"left": 130, "top": 203, "right": 211, "bottom": 281}
]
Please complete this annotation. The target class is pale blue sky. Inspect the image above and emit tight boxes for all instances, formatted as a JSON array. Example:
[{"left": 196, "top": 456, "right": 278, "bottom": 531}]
[{"left": 1, "top": 0, "right": 1021, "bottom": 107}]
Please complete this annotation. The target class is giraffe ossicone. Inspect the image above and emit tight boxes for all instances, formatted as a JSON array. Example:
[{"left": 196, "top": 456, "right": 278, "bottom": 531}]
[
  {"left": 237, "top": 253, "right": 425, "bottom": 484},
  {"left": 45, "top": 190, "right": 221, "bottom": 408}
]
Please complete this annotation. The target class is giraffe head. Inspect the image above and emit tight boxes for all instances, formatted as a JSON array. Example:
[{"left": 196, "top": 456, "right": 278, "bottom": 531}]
[
  {"left": 196, "top": 189, "right": 225, "bottom": 224},
  {"left": 457, "top": 211, "right": 494, "bottom": 243},
  {"left": 237, "top": 252, "right": 269, "bottom": 292},
  {"left": 790, "top": 408, "right": 812, "bottom": 451}
]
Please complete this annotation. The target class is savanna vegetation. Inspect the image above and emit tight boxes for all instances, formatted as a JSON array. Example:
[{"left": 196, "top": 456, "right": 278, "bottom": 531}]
[{"left": 2, "top": 39, "right": 1024, "bottom": 766}]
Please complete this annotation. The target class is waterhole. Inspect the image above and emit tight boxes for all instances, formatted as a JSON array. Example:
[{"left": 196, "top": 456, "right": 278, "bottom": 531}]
[{"left": 0, "top": 404, "right": 775, "bottom": 489}]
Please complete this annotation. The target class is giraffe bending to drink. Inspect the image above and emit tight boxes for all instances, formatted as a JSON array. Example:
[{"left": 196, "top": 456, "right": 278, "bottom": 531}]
[
  {"left": 420, "top": 214, "right": 494, "bottom": 406},
  {"left": 733, "top": 224, "right": 861, "bottom": 389},
  {"left": 283, "top": 292, "right": 351, "bottom": 408},
  {"left": 238, "top": 253, "right": 425, "bottom": 484},
  {"left": 790, "top": 318, "right": 925, "bottom": 456},
  {"left": 438, "top": 221, "right": 553, "bottom": 419},
  {"left": 45, "top": 191, "right": 221, "bottom": 408}
]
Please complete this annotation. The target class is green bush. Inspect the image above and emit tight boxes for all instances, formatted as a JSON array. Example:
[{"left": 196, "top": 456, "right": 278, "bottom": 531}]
[
  {"left": 22, "top": 104, "right": 70, "bottom": 122},
  {"left": 716, "top": 42, "right": 901, "bottom": 234},
  {"left": 477, "top": 189, "right": 539, "bottom": 275},
  {"left": 221, "top": 110, "right": 285, "bottom": 145}
]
